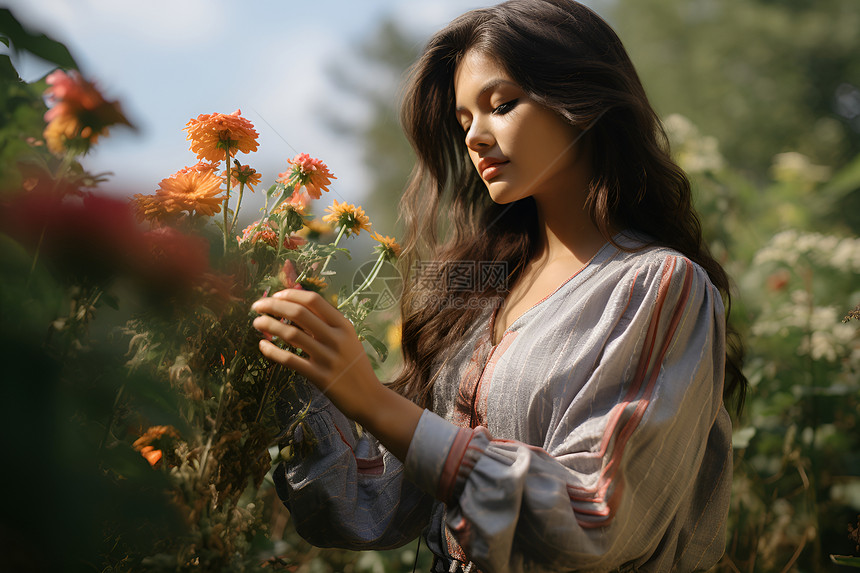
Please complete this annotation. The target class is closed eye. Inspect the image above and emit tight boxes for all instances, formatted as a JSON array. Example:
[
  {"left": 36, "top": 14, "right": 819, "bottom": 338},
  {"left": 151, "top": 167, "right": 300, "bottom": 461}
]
[{"left": 492, "top": 99, "right": 519, "bottom": 115}]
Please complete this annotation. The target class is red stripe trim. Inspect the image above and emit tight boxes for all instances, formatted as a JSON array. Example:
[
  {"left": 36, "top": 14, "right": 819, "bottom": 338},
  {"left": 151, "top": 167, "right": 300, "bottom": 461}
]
[
  {"left": 333, "top": 422, "right": 386, "bottom": 476},
  {"left": 567, "top": 258, "right": 693, "bottom": 517},
  {"left": 437, "top": 428, "right": 475, "bottom": 503}
]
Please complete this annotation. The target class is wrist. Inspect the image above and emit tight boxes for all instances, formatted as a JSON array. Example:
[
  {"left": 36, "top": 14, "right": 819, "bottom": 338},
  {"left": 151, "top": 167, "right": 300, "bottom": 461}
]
[{"left": 356, "top": 384, "right": 423, "bottom": 461}]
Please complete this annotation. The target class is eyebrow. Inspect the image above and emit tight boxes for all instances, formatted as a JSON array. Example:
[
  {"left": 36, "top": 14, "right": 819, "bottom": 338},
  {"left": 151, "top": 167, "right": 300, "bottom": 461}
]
[{"left": 454, "top": 78, "right": 519, "bottom": 114}]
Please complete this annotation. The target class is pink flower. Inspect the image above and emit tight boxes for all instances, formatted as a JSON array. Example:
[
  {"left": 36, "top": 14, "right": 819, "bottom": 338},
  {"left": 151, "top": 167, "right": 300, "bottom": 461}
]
[
  {"left": 278, "top": 260, "right": 299, "bottom": 289},
  {"left": 276, "top": 153, "right": 336, "bottom": 200}
]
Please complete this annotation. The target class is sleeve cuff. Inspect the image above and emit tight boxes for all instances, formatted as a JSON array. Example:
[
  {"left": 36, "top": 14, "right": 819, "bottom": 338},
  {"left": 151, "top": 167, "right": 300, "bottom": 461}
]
[{"left": 404, "top": 409, "right": 491, "bottom": 504}]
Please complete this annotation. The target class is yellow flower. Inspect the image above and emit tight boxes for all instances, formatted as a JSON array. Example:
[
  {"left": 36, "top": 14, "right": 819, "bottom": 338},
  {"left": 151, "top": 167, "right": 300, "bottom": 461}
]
[
  {"left": 184, "top": 109, "right": 259, "bottom": 163},
  {"left": 370, "top": 231, "right": 402, "bottom": 260},
  {"left": 277, "top": 153, "right": 336, "bottom": 200},
  {"left": 322, "top": 199, "right": 371, "bottom": 236},
  {"left": 300, "top": 276, "right": 328, "bottom": 293},
  {"left": 133, "top": 163, "right": 224, "bottom": 223},
  {"left": 386, "top": 321, "right": 402, "bottom": 350}
]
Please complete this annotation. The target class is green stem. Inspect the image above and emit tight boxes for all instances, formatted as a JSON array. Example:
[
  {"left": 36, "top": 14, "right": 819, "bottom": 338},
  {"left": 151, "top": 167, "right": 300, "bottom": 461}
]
[
  {"left": 27, "top": 225, "right": 47, "bottom": 284},
  {"left": 318, "top": 225, "right": 348, "bottom": 276},
  {"left": 222, "top": 148, "right": 232, "bottom": 252},
  {"left": 338, "top": 253, "right": 385, "bottom": 309},
  {"left": 99, "top": 383, "right": 126, "bottom": 452},
  {"left": 230, "top": 181, "right": 245, "bottom": 233},
  {"left": 295, "top": 225, "right": 348, "bottom": 284}
]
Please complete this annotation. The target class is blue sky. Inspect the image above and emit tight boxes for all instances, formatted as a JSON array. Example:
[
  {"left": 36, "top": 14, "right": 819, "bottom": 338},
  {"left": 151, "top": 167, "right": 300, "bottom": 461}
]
[{"left": 4, "top": 0, "right": 506, "bottom": 209}]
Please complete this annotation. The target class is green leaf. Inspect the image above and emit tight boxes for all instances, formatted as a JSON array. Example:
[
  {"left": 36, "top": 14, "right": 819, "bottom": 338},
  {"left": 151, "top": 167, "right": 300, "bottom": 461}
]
[
  {"left": 363, "top": 333, "right": 388, "bottom": 363},
  {"left": 831, "top": 555, "right": 860, "bottom": 568},
  {"left": 0, "top": 8, "right": 78, "bottom": 70},
  {"left": 101, "top": 292, "right": 120, "bottom": 310}
]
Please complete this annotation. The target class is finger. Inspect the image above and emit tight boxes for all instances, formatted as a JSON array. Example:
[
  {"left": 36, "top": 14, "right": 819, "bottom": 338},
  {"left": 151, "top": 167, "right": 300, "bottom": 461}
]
[
  {"left": 271, "top": 289, "right": 347, "bottom": 327},
  {"left": 253, "top": 315, "right": 330, "bottom": 360},
  {"left": 258, "top": 339, "right": 319, "bottom": 382},
  {"left": 253, "top": 298, "right": 337, "bottom": 346}
]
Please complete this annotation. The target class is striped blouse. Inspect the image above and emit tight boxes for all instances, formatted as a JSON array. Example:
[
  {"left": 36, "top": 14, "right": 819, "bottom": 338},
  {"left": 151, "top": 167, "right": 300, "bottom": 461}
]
[{"left": 273, "top": 234, "right": 733, "bottom": 572}]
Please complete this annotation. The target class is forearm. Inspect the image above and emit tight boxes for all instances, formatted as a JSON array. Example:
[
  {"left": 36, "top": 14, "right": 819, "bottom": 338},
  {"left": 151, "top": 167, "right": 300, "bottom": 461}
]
[{"left": 354, "top": 383, "right": 423, "bottom": 461}]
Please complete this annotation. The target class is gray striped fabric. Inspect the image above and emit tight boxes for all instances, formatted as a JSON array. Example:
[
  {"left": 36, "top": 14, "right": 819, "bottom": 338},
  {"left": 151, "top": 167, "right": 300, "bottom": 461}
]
[{"left": 274, "top": 233, "right": 732, "bottom": 572}]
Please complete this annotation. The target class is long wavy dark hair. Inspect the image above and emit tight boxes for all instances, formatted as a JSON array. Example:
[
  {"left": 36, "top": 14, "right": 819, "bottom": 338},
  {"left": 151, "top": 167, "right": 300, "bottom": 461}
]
[{"left": 389, "top": 0, "right": 746, "bottom": 414}]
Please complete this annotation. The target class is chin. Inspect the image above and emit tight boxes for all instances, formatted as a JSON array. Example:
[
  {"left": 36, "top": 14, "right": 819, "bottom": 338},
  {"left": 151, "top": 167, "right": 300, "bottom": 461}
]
[{"left": 484, "top": 182, "right": 521, "bottom": 205}]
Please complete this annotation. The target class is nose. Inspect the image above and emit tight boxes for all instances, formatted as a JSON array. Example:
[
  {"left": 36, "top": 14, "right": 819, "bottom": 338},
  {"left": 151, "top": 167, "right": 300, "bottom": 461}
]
[{"left": 464, "top": 117, "right": 494, "bottom": 151}]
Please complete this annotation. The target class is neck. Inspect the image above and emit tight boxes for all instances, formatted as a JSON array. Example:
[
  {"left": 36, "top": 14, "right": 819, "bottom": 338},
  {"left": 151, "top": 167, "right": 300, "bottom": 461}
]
[{"left": 531, "top": 178, "right": 608, "bottom": 268}]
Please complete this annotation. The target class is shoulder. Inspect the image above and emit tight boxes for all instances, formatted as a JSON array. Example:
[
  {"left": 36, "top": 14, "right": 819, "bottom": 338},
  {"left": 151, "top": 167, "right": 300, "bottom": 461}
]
[
  {"left": 570, "top": 233, "right": 724, "bottom": 336},
  {"left": 603, "top": 233, "right": 719, "bottom": 300}
]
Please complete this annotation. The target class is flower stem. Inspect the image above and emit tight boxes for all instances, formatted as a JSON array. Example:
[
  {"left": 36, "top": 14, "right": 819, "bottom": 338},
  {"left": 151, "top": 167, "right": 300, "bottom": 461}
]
[
  {"left": 222, "top": 148, "right": 232, "bottom": 252},
  {"left": 318, "top": 225, "right": 348, "bottom": 276},
  {"left": 26, "top": 225, "right": 47, "bottom": 284},
  {"left": 338, "top": 252, "right": 385, "bottom": 309},
  {"left": 230, "top": 181, "right": 245, "bottom": 232}
]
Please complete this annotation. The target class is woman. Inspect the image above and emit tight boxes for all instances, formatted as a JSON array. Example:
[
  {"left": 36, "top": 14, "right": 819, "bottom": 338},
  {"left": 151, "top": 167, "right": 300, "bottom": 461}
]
[{"left": 251, "top": 0, "right": 746, "bottom": 570}]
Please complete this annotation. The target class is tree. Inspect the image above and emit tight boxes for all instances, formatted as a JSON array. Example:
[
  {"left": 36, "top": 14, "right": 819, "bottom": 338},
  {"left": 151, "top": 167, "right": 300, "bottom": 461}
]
[
  {"left": 322, "top": 18, "right": 422, "bottom": 236},
  {"left": 610, "top": 0, "right": 860, "bottom": 176}
]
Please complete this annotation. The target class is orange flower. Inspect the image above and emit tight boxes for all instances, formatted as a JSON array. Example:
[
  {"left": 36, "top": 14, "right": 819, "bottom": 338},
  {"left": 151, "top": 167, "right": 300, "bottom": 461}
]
[
  {"left": 370, "top": 231, "right": 402, "bottom": 260},
  {"left": 133, "top": 163, "right": 224, "bottom": 223},
  {"left": 42, "top": 69, "right": 132, "bottom": 154},
  {"left": 237, "top": 220, "right": 278, "bottom": 247},
  {"left": 277, "top": 153, "right": 336, "bottom": 200},
  {"left": 273, "top": 188, "right": 312, "bottom": 216},
  {"left": 300, "top": 276, "right": 328, "bottom": 293},
  {"left": 322, "top": 199, "right": 371, "bottom": 236},
  {"left": 184, "top": 109, "right": 259, "bottom": 162},
  {"left": 133, "top": 425, "right": 179, "bottom": 468},
  {"left": 237, "top": 221, "right": 306, "bottom": 250},
  {"left": 225, "top": 163, "right": 261, "bottom": 191}
]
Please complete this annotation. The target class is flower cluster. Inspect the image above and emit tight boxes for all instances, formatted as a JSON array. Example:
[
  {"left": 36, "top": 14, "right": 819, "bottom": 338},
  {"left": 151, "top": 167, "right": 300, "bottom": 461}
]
[
  {"left": 663, "top": 113, "right": 724, "bottom": 174},
  {"left": 237, "top": 220, "right": 307, "bottom": 250},
  {"left": 753, "top": 230, "right": 860, "bottom": 274}
]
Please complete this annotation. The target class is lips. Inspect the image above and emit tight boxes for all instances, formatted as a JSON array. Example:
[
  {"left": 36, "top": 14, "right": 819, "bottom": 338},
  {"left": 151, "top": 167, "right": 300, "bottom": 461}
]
[{"left": 477, "top": 156, "right": 509, "bottom": 180}]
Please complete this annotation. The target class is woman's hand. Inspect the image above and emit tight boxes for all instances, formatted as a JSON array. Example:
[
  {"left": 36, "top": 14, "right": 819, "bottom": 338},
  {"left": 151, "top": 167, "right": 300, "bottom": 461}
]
[
  {"left": 251, "top": 288, "right": 422, "bottom": 459},
  {"left": 251, "top": 288, "right": 378, "bottom": 421}
]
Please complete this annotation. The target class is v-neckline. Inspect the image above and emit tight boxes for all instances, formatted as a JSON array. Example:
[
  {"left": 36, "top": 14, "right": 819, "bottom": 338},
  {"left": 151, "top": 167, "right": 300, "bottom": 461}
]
[{"left": 488, "top": 239, "right": 617, "bottom": 346}]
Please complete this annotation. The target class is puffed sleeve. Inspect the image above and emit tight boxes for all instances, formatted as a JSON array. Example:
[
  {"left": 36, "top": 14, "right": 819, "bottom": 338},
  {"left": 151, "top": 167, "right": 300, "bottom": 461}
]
[
  {"left": 273, "top": 383, "right": 434, "bottom": 550},
  {"left": 404, "top": 255, "right": 732, "bottom": 571}
]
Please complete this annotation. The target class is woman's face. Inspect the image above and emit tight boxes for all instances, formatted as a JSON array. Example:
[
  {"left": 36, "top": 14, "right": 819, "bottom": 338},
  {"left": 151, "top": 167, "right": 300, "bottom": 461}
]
[{"left": 453, "top": 50, "right": 588, "bottom": 205}]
